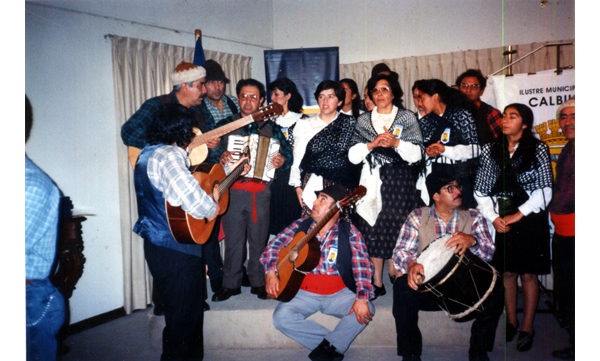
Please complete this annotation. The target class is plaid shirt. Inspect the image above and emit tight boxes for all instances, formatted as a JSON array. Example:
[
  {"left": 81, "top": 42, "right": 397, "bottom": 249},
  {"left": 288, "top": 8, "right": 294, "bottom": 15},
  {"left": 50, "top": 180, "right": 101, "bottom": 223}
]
[
  {"left": 392, "top": 206, "right": 495, "bottom": 274},
  {"left": 202, "top": 95, "right": 239, "bottom": 128},
  {"left": 25, "top": 155, "right": 61, "bottom": 279},
  {"left": 147, "top": 145, "right": 216, "bottom": 219},
  {"left": 260, "top": 218, "right": 375, "bottom": 301},
  {"left": 476, "top": 100, "right": 503, "bottom": 140}
]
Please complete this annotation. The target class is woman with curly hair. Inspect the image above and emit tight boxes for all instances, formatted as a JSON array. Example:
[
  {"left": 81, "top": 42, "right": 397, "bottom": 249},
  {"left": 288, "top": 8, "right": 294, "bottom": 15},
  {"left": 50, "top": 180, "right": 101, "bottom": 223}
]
[{"left": 474, "top": 103, "right": 553, "bottom": 352}]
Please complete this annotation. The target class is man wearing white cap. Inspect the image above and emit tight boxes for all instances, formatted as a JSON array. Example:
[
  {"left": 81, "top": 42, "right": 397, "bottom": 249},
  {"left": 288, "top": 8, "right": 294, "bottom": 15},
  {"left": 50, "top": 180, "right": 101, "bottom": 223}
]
[{"left": 121, "top": 61, "right": 220, "bottom": 167}]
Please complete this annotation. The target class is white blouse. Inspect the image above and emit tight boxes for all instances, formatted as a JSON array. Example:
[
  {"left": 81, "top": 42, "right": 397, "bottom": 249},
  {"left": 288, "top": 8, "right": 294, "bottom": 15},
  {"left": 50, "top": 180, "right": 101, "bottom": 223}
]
[{"left": 288, "top": 112, "right": 340, "bottom": 207}]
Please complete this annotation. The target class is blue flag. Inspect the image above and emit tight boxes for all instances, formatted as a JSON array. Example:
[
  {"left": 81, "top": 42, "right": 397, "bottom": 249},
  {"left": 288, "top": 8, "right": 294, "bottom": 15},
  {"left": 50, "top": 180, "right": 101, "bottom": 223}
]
[{"left": 193, "top": 30, "right": 206, "bottom": 66}]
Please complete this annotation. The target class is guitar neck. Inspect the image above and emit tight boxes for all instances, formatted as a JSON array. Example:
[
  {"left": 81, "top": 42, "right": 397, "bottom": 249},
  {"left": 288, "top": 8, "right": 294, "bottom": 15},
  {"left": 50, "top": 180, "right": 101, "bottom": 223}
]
[
  {"left": 188, "top": 114, "right": 255, "bottom": 151},
  {"left": 217, "top": 160, "right": 248, "bottom": 196},
  {"left": 292, "top": 204, "right": 340, "bottom": 252}
]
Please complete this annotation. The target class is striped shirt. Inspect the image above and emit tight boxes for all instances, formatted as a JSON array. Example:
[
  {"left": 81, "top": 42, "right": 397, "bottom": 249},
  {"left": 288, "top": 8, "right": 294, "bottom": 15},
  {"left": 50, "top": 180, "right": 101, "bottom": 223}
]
[
  {"left": 25, "top": 155, "right": 61, "bottom": 280},
  {"left": 147, "top": 145, "right": 216, "bottom": 219},
  {"left": 392, "top": 206, "right": 495, "bottom": 274},
  {"left": 260, "top": 218, "right": 374, "bottom": 301}
]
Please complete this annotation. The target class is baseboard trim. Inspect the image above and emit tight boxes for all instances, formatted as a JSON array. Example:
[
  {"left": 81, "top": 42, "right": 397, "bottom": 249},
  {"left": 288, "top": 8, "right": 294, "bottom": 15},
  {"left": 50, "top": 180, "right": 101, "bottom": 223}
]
[{"left": 65, "top": 306, "right": 150, "bottom": 336}]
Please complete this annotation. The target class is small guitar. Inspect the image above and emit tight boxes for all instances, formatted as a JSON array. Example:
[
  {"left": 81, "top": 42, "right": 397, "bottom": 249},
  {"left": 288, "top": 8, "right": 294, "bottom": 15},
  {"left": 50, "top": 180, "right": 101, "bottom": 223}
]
[
  {"left": 127, "top": 103, "right": 283, "bottom": 168},
  {"left": 166, "top": 149, "right": 250, "bottom": 245},
  {"left": 272, "top": 186, "right": 367, "bottom": 302}
]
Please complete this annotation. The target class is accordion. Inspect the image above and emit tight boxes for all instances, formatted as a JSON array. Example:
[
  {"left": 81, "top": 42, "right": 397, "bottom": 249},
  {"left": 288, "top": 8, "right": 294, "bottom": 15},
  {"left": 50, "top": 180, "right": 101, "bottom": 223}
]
[{"left": 227, "top": 134, "right": 281, "bottom": 182}]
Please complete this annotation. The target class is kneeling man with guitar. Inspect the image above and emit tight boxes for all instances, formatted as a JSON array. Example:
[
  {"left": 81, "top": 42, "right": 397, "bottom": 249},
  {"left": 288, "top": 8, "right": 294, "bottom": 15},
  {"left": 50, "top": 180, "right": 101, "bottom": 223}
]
[{"left": 260, "top": 184, "right": 374, "bottom": 361}]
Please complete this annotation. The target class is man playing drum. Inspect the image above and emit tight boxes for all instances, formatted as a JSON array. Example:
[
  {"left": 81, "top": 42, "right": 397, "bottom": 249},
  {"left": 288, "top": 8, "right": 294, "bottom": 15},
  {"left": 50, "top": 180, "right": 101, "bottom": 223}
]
[{"left": 391, "top": 171, "right": 504, "bottom": 361}]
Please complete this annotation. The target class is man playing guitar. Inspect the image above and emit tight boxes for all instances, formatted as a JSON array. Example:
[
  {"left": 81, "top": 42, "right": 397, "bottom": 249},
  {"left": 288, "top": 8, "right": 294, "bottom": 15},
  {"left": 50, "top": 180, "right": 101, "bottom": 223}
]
[{"left": 260, "top": 184, "right": 375, "bottom": 361}]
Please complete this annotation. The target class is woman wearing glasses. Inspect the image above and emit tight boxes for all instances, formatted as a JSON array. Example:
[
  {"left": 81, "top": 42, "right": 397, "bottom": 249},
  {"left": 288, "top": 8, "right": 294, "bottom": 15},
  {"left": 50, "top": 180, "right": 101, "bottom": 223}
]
[
  {"left": 413, "top": 79, "right": 480, "bottom": 208},
  {"left": 474, "top": 103, "right": 553, "bottom": 352},
  {"left": 289, "top": 80, "right": 361, "bottom": 217},
  {"left": 349, "top": 73, "right": 424, "bottom": 299}
]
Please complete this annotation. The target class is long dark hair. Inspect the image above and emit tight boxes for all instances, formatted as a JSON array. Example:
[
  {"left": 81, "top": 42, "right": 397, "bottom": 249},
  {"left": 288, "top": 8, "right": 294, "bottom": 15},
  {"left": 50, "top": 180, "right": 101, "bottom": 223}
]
[
  {"left": 414, "top": 79, "right": 472, "bottom": 113},
  {"left": 147, "top": 104, "right": 196, "bottom": 147},
  {"left": 366, "top": 73, "right": 405, "bottom": 109},
  {"left": 268, "top": 77, "right": 304, "bottom": 113},
  {"left": 340, "top": 78, "right": 362, "bottom": 118},
  {"left": 492, "top": 103, "right": 539, "bottom": 173}
]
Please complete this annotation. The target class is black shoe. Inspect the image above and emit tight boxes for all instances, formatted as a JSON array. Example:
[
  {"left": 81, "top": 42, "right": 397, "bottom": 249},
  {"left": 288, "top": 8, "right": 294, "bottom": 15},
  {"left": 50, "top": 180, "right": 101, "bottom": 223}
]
[
  {"left": 210, "top": 277, "right": 223, "bottom": 293},
  {"left": 203, "top": 301, "right": 210, "bottom": 311},
  {"left": 211, "top": 287, "right": 241, "bottom": 302},
  {"left": 516, "top": 330, "right": 535, "bottom": 352},
  {"left": 153, "top": 304, "right": 164, "bottom": 316},
  {"left": 251, "top": 286, "right": 269, "bottom": 300},
  {"left": 308, "top": 339, "right": 343, "bottom": 361},
  {"left": 370, "top": 284, "right": 386, "bottom": 301},
  {"left": 552, "top": 347, "right": 575, "bottom": 360},
  {"left": 468, "top": 348, "right": 490, "bottom": 361},
  {"left": 506, "top": 320, "right": 519, "bottom": 342},
  {"left": 402, "top": 355, "right": 421, "bottom": 361}
]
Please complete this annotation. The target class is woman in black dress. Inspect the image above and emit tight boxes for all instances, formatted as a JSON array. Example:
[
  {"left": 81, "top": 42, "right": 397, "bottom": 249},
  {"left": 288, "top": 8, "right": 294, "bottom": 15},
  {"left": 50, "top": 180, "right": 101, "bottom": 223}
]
[
  {"left": 268, "top": 78, "right": 305, "bottom": 235},
  {"left": 474, "top": 103, "right": 553, "bottom": 352}
]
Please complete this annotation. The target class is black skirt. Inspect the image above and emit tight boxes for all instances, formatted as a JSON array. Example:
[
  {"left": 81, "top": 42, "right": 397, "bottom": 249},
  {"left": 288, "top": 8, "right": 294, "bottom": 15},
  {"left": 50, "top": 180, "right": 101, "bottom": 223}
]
[
  {"left": 491, "top": 209, "right": 551, "bottom": 275},
  {"left": 269, "top": 167, "right": 302, "bottom": 235},
  {"left": 355, "top": 162, "right": 418, "bottom": 259}
]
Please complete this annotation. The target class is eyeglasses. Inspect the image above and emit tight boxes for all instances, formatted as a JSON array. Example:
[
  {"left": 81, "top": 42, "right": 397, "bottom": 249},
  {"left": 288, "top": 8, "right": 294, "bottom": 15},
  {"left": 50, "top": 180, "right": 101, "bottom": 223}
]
[
  {"left": 372, "top": 86, "right": 391, "bottom": 94},
  {"left": 441, "top": 184, "right": 463, "bottom": 193},
  {"left": 240, "top": 94, "right": 259, "bottom": 101},
  {"left": 459, "top": 83, "right": 481, "bottom": 90}
]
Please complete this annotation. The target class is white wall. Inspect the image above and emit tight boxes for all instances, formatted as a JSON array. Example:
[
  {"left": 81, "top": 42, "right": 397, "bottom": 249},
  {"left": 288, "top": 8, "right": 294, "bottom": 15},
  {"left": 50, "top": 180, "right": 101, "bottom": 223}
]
[
  {"left": 272, "top": 0, "right": 575, "bottom": 65},
  {"left": 25, "top": 0, "right": 273, "bottom": 324},
  {"left": 25, "top": 0, "right": 574, "bottom": 324}
]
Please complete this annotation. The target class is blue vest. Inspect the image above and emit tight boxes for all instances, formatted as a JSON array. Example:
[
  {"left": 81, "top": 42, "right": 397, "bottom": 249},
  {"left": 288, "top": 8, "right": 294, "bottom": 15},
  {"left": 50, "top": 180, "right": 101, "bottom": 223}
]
[
  {"left": 133, "top": 144, "right": 203, "bottom": 258},
  {"left": 297, "top": 218, "right": 357, "bottom": 294}
]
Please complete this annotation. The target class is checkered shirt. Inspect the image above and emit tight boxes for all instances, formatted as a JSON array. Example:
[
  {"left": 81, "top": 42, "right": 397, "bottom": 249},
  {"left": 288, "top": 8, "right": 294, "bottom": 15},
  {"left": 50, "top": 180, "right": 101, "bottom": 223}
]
[
  {"left": 392, "top": 206, "right": 495, "bottom": 274},
  {"left": 25, "top": 155, "right": 61, "bottom": 279},
  {"left": 147, "top": 145, "right": 216, "bottom": 219}
]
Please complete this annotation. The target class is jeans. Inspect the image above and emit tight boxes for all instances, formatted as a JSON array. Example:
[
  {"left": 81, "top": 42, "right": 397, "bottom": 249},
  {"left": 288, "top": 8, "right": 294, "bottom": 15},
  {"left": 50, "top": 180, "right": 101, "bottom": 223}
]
[
  {"left": 26, "top": 278, "right": 65, "bottom": 361},
  {"left": 273, "top": 288, "right": 375, "bottom": 353}
]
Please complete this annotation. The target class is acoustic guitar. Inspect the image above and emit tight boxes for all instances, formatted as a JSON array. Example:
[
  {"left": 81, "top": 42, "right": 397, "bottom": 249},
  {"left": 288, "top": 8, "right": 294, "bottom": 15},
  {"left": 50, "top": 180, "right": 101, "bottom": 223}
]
[
  {"left": 272, "top": 186, "right": 367, "bottom": 302},
  {"left": 165, "top": 149, "right": 250, "bottom": 245},
  {"left": 127, "top": 103, "right": 283, "bottom": 168}
]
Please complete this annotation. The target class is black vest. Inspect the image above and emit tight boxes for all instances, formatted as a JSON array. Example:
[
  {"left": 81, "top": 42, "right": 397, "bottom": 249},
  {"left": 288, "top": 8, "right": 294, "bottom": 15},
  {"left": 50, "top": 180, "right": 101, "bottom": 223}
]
[{"left": 297, "top": 218, "right": 357, "bottom": 294}]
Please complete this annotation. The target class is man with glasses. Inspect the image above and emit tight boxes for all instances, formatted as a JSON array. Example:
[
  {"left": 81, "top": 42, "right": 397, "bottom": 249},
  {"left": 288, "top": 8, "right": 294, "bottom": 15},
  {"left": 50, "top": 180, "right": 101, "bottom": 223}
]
[
  {"left": 211, "top": 78, "right": 293, "bottom": 302},
  {"left": 455, "top": 69, "right": 502, "bottom": 145},
  {"left": 391, "top": 171, "right": 504, "bottom": 361}
]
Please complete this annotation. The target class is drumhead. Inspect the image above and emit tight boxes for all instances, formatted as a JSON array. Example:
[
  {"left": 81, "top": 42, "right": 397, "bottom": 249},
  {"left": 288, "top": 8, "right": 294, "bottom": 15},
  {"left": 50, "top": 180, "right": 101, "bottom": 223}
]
[{"left": 416, "top": 234, "right": 456, "bottom": 283}]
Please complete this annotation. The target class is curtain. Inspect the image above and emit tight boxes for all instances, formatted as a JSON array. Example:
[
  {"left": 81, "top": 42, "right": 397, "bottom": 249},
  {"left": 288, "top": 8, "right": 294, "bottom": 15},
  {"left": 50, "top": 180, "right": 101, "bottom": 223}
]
[
  {"left": 111, "top": 35, "right": 252, "bottom": 314},
  {"left": 341, "top": 39, "right": 575, "bottom": 113}
]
